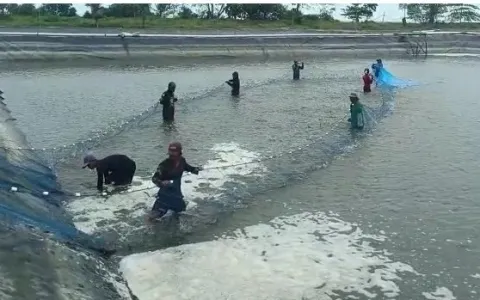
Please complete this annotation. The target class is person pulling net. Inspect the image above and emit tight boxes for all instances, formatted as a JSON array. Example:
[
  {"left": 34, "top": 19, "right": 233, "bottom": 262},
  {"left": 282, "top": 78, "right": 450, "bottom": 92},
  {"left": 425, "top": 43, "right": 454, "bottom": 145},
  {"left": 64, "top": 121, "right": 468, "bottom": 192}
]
[
  {"left": 147, "top": 142, "right": 203, "bottom": 222},
  {"left": 372, "top": 58, "right": 417, "bottom": 88}
]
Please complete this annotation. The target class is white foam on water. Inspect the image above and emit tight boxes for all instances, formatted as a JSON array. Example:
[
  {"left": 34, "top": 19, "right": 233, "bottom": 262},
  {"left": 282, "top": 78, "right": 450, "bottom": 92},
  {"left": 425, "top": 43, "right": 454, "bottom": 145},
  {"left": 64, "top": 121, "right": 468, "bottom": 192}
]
[
  {"left": 66, "top": 142, "right": 266, "bottom": 234},
  {"left": 119, "top": 211, "right": 419, "bottom": 300},
  {"left": 471, "top": 273, "right": 480, "bottom": 279},
  {"left": 422, "top": 287, "right": 456, "bottom": 300}
]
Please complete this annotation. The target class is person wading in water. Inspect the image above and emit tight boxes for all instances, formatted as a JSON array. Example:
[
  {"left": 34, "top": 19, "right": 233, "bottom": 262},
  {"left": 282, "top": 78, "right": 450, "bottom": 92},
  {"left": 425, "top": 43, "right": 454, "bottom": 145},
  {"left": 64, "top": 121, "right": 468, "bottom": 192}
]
[
  {"left": 148, "top": 142, "right": 202, "bottom": 221},
  {"left": 225, "top": 71, "right": 240, "bottom": 96},
  {"left": 160, "top": 82, "right": 178, "bottom": 122},
  {"left": 292, "top": 60, "right": 304, "bottom": 80},
  {"left": 362, "top": 68, "right": 374, "bottom": 93}
]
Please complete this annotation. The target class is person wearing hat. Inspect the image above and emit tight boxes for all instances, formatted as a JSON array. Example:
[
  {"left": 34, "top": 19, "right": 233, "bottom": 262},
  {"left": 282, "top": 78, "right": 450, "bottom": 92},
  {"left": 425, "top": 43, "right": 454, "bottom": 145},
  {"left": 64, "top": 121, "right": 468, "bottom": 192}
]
[
  {"left": 348, "top": 93, "right": 365, "bottom": 130},
  {"left": 159, "top": 81, "right": 178, "bottom": 122},
  {"left": 149, "top": 142, "right": 202, "bottom": 220},
  {"left": 225, "top": 71, "right": 240, "bottom": 96},
  {"left": 82, "top": 153, "right": 136, "bottom": 191},
  {"left": 292, "top": 60, "right": 304, "bottom": 80}
]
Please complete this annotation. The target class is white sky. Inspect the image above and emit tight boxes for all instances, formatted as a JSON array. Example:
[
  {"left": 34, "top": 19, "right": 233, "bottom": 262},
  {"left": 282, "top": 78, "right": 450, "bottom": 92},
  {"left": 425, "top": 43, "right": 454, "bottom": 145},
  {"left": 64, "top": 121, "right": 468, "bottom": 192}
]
[{"left": 72, "top": 3, "right": 406, "bottom": 22}]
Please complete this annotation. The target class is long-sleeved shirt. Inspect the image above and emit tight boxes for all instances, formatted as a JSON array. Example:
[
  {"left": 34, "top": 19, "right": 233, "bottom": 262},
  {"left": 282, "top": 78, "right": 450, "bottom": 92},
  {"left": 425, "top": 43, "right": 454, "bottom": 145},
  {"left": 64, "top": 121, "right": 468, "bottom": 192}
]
[
  {"left": 95, "top": 154, "right": 136, "bottom": 190},
  {"left": 292, "top": 63, "right": 304, "bottom": 80},
  {"left": 226, "top": 78, "right": 240, "bottom": 96},
  {"left": 151, "top": 157, "right": 199, "bottom": 198},
  {"left": 160, "top": 90, "right": 177, "bottom": 108}
]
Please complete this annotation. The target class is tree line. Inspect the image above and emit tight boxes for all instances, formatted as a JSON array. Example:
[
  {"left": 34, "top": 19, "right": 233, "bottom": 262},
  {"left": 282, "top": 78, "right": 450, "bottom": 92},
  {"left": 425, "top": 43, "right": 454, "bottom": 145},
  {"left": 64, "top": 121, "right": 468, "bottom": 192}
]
[
  {"left": 0, "top": 3, "right": 479, "bottom": 25},
  {"left": 399, "top": 4, "right": 480, "bottom": 24}
]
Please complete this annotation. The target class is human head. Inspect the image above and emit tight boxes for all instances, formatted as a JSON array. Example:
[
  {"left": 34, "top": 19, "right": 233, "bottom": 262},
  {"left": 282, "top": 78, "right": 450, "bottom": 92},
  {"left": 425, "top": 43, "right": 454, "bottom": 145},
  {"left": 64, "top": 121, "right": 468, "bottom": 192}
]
[
  {"left": 364, "top": 68, "right": 369, "bottom": 74},
  {"left": 349, "top": 92, "right": 359, "bottom": 104},
  {"left": 293, "top": 60, "right": 298, "bottom": 65},
  {"left": 376, "top": 59, "right": 382, "bottom": 64},
  {"left": 168, "top": 142, "right": 182, "bottom": 158},
  {"left": 168, "top": 81, "right": 176, "bottom": 93},
  {"left": 232, "top": 71, "right": 238, "bottom": 79},
  {"left": 82, "top": 153, "right": 97, "bottom": 169}
]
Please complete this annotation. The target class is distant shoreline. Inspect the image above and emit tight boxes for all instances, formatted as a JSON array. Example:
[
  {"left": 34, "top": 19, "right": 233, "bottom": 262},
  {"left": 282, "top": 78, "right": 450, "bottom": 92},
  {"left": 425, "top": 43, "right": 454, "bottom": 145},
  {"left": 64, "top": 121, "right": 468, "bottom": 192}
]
[{"left": 0, "top": 29, "right": 478, "bottom": 65}]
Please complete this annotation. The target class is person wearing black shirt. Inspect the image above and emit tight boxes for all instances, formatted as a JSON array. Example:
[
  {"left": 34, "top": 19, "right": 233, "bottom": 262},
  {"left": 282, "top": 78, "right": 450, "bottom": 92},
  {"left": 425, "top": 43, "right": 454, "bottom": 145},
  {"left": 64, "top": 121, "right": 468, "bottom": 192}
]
[
  {"left": 292, "top": 60, "right": 304, "bottom": 80},
  {"left": 225, "top": 71, "right": 240, "bottom": 96},
  {"left": 159, "top": 82, "right": 178, "bottom": 122},
  {"left": 82, "top": 153, "right": 136, "bottom": 191}
]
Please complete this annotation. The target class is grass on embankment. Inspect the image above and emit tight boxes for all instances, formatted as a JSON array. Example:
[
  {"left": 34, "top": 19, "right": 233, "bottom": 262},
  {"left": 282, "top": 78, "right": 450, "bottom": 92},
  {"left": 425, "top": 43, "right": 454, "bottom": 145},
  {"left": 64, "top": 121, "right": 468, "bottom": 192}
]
[{"left": 1, "top": 15, "right": 480, "bottom": 32}]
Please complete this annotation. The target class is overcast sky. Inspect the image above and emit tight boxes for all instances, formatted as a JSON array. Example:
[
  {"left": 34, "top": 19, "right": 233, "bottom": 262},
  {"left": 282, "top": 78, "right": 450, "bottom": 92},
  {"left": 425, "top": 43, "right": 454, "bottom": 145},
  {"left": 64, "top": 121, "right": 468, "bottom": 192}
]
[{"left": 73, "top": 3, "right": 405, "bottom": 22}]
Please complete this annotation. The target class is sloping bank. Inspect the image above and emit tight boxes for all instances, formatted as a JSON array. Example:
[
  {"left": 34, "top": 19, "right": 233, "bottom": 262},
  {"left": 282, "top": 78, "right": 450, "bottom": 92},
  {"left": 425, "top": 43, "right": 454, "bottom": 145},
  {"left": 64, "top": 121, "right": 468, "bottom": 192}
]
[{"left": 0, "top": 31, "right": 479, "bottom": 63}]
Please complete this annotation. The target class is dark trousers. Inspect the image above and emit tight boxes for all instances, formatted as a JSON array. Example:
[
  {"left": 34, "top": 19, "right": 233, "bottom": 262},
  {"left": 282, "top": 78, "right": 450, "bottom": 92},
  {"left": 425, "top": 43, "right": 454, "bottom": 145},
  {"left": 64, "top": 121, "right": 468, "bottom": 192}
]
[
  {"left": 363, "top": 85, "right": 371, "bottom": 93},
  {"left": 152, "top": 190, "right": 186, "bottom": 215},
  {"left": 106, "top": 162, "right": 136, "bottom": 185},
  {"left": 162, "top": 106, "right": 175, "bottom": 122}
]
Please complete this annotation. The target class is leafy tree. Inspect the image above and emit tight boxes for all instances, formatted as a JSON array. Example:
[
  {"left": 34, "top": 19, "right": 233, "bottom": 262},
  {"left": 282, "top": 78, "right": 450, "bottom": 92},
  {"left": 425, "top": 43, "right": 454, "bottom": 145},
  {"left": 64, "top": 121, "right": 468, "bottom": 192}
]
[
  {"left": 318, "top": 4, "right": 336, "bottom": 21},
  {"left": 12, "top": 4, "right": 36, "bottom": 16},
  {"left": 86, "top": 4, "right": 104, "bottom": 27},
  {"left": 448, "top": 4, "right": 480, "bottom": 23},
  {"left": 178, "top": 6, "right": 196, "bottom": 19},
  {"left": 226, "top": 4, "right": 286, "bottom": 20},
  {"left": 105, "top": 4, "right": 151, "bottom": 18},
  {"left": 224, "top": 4, "right": 244, "bottom": 19},
  {"left": 401, "top": 4, "right": 448, "bottom": 24},
  {"left": 154, "top": 4, "right": 177, "bottom": 18},
  {"left": 39, "top": 4, "right": 74, "bottom": 17},
  {"left": 342, "top": 4, "right": 377, "bottom": 23},
  {"left": 198, "top": 4, "right": 226, "bottom": 19}
]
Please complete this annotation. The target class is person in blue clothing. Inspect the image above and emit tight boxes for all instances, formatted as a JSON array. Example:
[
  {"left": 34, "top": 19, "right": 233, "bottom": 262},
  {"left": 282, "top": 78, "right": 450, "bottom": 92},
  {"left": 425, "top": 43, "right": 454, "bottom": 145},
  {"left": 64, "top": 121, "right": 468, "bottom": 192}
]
[
  {"left": 148, "top": 142, "right": 202, "bottom": 221},
  {"left": 371, "top": 58, "right": 383, "bottom": 79}
]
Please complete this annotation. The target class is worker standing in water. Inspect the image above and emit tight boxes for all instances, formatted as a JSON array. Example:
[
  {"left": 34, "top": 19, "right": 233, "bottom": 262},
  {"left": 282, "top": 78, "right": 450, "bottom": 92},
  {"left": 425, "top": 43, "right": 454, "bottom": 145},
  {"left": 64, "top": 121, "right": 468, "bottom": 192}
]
[
  {"left": 362, "top": 68, "right": 374, "bottom": 93},
  {"left": 82, "top": 153, "right": 137, "bottom": 191},
  {"left": 292, "top": 60, "right": 304, "bottom": 80},
  {"left": 371, "top": 59, "right": 383, "bottom": 80},
  {"left": 225, "top": 71, "right": 240, "bottom": 96},
  {"left": 148, "top": 142, "right": 202, "bottom": 221},
  {"left": 348, "top": 93, "right": 365, "bottom": 130},
  {"left": 160, "top": 82, "right": 178, "bottom": 122}
]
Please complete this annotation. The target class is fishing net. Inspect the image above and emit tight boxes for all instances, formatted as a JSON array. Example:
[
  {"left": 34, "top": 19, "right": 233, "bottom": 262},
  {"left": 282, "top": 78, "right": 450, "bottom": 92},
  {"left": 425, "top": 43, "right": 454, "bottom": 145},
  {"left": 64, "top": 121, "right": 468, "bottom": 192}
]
[
  {"left": 376, "top": 67, "right": 417, "bottom": 88},
  {"left": 0, "top": 31, "right": 424, "bottom": 255}
]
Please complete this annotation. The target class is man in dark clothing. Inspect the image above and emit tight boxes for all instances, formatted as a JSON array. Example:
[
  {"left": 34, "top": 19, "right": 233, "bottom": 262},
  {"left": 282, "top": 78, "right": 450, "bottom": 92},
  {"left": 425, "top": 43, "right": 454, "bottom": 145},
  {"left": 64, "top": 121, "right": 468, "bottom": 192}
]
[
  {"left": 82, "top": 153, "right": 136, "bottom": 191},
  {"left": 292, "top": 60, "right": 304, "bottom": 80},
  {"left": 225, "top": 71, "right": 240, "bottom": 96},
  {"left": 148, "top": 142, "right": 202, "bottom": 220},
  {"left": 159, "top": 82, "right": 178, "bottom": 122}
]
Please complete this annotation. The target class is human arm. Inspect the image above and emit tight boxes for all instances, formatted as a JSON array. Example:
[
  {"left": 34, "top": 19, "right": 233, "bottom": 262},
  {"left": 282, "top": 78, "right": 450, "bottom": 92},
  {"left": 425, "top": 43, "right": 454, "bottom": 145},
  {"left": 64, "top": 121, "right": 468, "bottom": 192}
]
[
  {"left": 151, "top": 160, "right": 173, "bottom": 187},
  {"left": 300, "top": 63, "right": 304, "bottom": 70},
  {"left": 96, "top": 169, "right": 104, "bottom": 191},
  {"left": 184, "top": 159, "right": 201, "bottom": 175},
  {"left": 225, "top": 79, "right": 233, "bottom": 87}
]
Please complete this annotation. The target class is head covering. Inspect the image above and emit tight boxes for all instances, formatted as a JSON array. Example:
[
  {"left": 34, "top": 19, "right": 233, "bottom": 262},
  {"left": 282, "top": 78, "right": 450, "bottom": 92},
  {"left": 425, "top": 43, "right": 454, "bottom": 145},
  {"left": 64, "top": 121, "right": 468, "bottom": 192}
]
[
  {"left": 82, "top": 153, "right": 97, "bottom": 168},
  {"left": 168, "top": 142, "right": 182, "bottom": 155},
  {"left": 168, "top": 82, "right": 176, "bottom": 91},
  {"left": 349, "top": 93, "right": 359, "bottom": 101}
]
